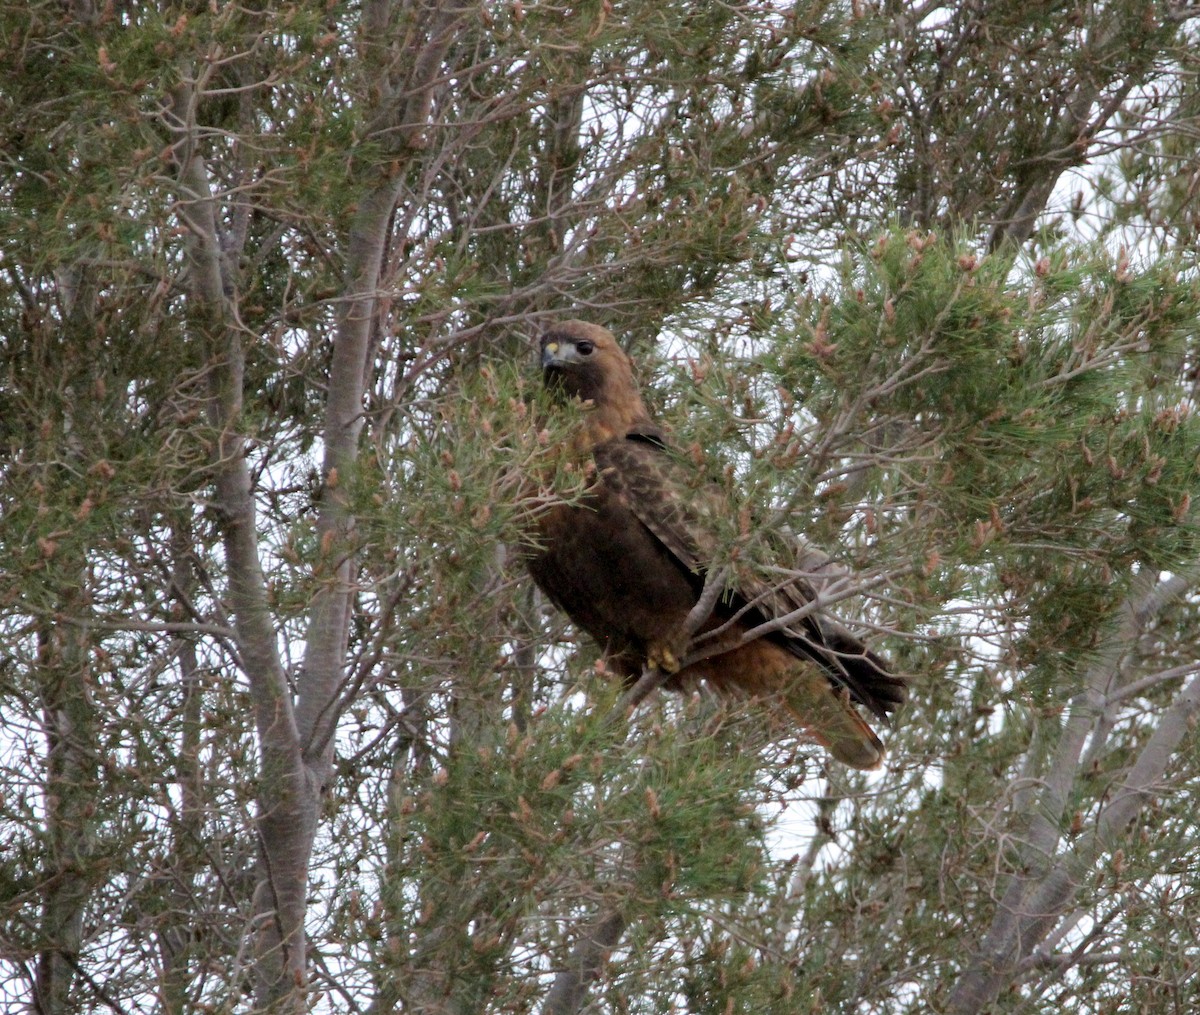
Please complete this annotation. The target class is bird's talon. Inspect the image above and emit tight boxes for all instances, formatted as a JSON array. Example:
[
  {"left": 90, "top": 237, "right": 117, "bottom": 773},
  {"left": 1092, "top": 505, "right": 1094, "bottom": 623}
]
[{"left": 649, "top": 646, "right": 681, "bottom": 675}]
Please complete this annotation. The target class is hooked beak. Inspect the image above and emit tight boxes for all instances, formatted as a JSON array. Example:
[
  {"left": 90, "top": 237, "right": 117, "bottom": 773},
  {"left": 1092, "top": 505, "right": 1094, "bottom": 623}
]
[{"left": 540, "top": 340, "right": 581, "bottom": 370}]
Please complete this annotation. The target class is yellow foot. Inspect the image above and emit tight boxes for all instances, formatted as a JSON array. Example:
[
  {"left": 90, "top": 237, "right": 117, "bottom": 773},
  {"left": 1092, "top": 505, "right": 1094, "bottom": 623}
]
[{"left": 647, "top": 644, "right": 682, "bottom": 675}]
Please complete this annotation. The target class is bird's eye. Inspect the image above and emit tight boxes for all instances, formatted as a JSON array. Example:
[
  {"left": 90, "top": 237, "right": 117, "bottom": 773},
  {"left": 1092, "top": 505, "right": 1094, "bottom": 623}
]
[{"left": 576, "top": 340, "right": 595, "bottom": 356}]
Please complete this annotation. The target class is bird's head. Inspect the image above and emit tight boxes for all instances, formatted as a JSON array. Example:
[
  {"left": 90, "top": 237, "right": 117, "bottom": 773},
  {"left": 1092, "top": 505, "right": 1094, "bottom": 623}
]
[
  {"left": 538, "top": 320, "right": 637, "bottom": 408},
  {"left": 538, "top": 320, "right": 656, "bottom": 439}
]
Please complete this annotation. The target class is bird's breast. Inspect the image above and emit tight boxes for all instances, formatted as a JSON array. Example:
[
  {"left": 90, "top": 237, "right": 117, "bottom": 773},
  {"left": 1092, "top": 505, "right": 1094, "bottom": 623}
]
[{"left": 527, "top": 485, "right": 697, "bottom": 664}]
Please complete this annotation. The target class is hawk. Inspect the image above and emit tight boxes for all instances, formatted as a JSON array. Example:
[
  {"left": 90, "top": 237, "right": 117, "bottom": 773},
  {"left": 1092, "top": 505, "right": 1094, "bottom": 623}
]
[{"left": 526, "top": 320, "right": 905, "bottom": 767}]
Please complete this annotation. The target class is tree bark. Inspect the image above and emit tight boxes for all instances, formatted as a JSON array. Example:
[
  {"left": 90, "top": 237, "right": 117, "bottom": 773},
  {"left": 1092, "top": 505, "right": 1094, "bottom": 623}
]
[
  {"left": 165, "top": 2, "right": 478, "bottom": 1004},
  {"left": 33, "top": 597, "right": 97, "bottom": 1015},
  {"left": 541, "top": 909, "right": 627, "bottom": 1015},
  {"left": 169, "top": 71, "right": 313, "bottom": 1007},
  {"left": 987, "top": 4, "right": 1179, "bottom": 250},
  {"left": 947, "top": 567, "right": 1199, "bottom": 1012}
]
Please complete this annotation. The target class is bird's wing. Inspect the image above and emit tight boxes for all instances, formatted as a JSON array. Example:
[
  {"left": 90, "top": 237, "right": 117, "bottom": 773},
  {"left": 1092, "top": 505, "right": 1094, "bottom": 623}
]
[
  {"left": 592, "top": 433, "right": 717, "bottom": 576},
  {"left": 593, "top": 434, "right": 905, "bottom": 720}
]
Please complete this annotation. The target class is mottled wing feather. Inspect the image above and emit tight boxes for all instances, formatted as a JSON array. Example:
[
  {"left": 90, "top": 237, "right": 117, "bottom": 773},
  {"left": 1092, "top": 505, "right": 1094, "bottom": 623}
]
[{"left": 593, "top": 436, "right": 717, "bottom": 576}]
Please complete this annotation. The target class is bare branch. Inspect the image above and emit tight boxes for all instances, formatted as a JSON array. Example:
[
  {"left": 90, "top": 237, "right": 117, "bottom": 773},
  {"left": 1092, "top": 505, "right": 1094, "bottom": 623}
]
[
  {"left": 540, "top": 909, "right": 627, "bottom": 1015},
  {"left": 948, "top": 567, "right": 1200, "bottom": 1012}
]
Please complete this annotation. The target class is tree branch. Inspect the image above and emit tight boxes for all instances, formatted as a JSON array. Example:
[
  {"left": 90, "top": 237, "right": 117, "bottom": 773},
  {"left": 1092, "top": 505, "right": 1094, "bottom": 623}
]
[
  {"left": 947, "top": 566, "right": 1199, "bottom": 1012},
  {"left": 541, "top": 909, "right": 627, "bottom": 1015}
]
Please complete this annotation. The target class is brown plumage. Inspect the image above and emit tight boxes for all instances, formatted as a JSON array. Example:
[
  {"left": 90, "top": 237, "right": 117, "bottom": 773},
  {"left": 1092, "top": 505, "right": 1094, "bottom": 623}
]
[{"left": 526, "top": 320, "right": 906, "bottom": 768}]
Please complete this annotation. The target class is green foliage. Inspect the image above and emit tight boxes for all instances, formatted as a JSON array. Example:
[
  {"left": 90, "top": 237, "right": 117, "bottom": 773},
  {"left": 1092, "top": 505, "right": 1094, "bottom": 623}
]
[
  {"left": 358, "top": 689, "right": 772, "bottom": 1011},
  {"left": 766, "top": 235, "right": 1200, "bottom": 676},
  {"left": 3, "top": 0, "right": 1200, "bottom": 1012}
]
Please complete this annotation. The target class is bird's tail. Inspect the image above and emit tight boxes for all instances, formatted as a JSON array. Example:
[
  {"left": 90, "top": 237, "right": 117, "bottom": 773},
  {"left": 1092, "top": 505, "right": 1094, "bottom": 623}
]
[
  {"left": 684, "top": 636, "right": 890, "bottom": 768},
  {"left": 783, "top": 618, "right": 906, "bottom": 725},
  {"left": 778, "top": 664, "right": 886, "bottom": 770}
]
